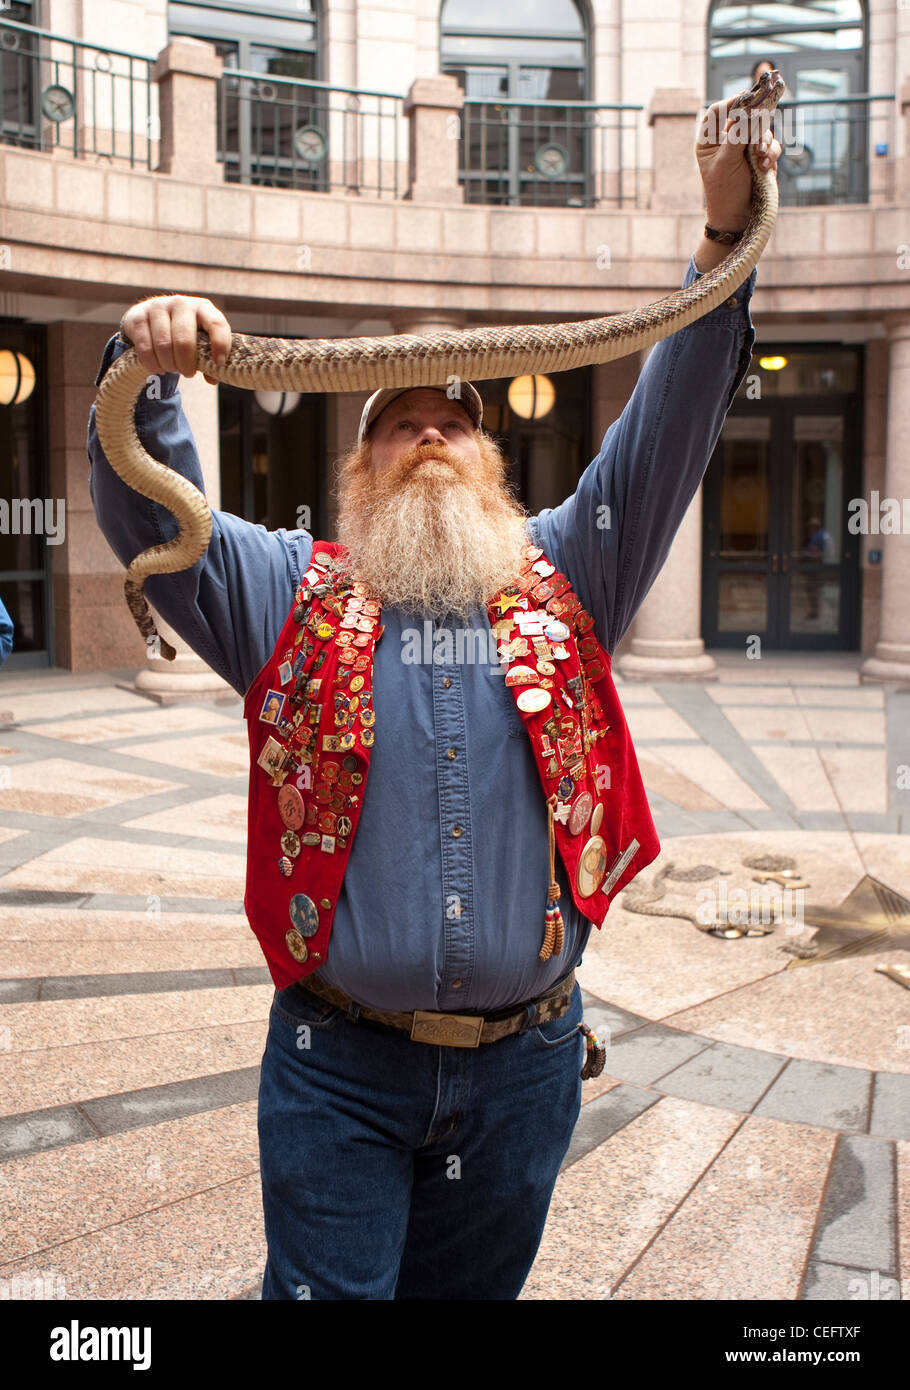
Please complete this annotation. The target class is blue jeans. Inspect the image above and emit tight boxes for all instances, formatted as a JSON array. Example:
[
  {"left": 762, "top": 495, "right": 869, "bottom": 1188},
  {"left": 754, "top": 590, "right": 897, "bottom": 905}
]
[{"left": 257, "top": 976, "right": 584, "bottom": 1299}]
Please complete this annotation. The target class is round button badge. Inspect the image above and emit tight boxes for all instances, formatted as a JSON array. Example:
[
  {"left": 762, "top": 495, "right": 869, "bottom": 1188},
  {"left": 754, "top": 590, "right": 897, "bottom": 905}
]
[
  {"left": 281, "top": 829, "right": 301, "bottom": 857},
  {"left": 277, "top": 783, "right": 305, "bottom": 831},
  {"left": 288, "top": 893, "right": 320, "bottom": 938},
  {"left": 568, "top": 791, "right": 593, "bottom": 836},
  {"left": 576, "top": 835, "right": 607, "bottom": 898},
  {"left": 516, "top": 687, "right": 552, "bottom": 714},
  {"left": 285, "top": 929, "right": 308, "bottom": 963}
]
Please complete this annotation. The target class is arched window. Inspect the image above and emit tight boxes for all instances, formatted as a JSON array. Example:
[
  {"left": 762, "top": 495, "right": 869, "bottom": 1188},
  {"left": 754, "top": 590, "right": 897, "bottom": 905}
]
[
  {"left": 708, "top": 1, "right": 869, "bottom": 205},
  {"left": 440, "top": 0, "right": 591, "bottom": 206},
  {"left": 168, "top": 0, "right": 322, "bottom": 188}
]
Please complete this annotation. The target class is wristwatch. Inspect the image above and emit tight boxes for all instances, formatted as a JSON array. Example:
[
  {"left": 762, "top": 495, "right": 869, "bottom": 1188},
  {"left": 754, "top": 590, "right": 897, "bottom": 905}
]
[{"left": 704, "top": 223, "right": 745, "bottom": 245}]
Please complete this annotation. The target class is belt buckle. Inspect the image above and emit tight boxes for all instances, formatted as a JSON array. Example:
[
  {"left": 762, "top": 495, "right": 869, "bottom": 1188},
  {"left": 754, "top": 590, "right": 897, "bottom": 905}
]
[{"left": 410, "top": 1010, "right": 484, "bottom": 1047}]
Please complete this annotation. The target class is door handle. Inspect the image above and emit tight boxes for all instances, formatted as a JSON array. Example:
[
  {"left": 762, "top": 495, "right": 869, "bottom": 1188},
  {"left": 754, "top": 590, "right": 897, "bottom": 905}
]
[{"left": 771, "top": 554, "right": 778, "bottom": 573}]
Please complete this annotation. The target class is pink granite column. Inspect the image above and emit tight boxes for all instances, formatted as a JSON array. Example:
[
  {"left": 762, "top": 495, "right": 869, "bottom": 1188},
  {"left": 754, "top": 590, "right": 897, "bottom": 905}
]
[
  {"left": 897, "top": 78, "right": 910, "bottom": 203},
  {"left": 403, "top": 76, "right": 464, "bottom": 204},
  {"left": 647, "top": 88, "right": 704, "bottom": 211},
  {"left": 151, "top": 37, "right": 222, "bottom": 184},
  {"left": 859, "top": 316, "right": 910, "bottom": 688},
  {"left": 616, "top": 478, "right": 717, "bottom": 681}
]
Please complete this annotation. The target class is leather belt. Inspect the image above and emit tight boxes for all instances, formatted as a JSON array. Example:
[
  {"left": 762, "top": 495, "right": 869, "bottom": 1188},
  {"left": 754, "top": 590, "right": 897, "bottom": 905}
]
[{"left": 295, "top": 969, "right": 577, "bottom": 1047}]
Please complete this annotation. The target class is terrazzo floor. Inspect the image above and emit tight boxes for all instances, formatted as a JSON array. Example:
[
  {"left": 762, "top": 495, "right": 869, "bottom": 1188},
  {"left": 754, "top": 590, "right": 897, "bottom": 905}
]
[{"left": 0, "top": 653, "right": 908, "bottom": 1301}]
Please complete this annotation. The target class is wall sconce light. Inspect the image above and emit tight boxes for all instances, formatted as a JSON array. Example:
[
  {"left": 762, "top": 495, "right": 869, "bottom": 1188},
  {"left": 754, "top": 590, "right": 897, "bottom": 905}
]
[
  {"left": 0, "top": 349, "right": 36, "bottom": 406},
  {"left": 507, "top": 374, "right": 555, "bottom": 420},
  {"left": 254, "top": 390, "right": 301, "bottom": 416}
]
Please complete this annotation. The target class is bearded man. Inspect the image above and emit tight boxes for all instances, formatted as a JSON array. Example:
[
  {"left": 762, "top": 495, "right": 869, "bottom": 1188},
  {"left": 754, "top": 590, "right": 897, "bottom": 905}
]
[{"left": 87, "top": 97, "right": 780, "bottom": 1301}]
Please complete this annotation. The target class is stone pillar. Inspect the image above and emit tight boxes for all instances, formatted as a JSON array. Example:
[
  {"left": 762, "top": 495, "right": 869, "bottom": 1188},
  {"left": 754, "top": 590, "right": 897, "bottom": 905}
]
[
  {"left": 403, "top": 76, "right": 464, "bottom": 204},
  {"left": 898, "top": 78, "right": 910, "bottom": 203},
  {"left": 617, "top": 480, "right": 717, "bottom": 681},
  {"left": 647, "top": 88, "right": 704, "bottom": 212},
  {"left": 391, "top": 314, "right": 466, "bottom": 336},
  {"left": 859, "top": 317, "right": 910, "bottom": 689},
  {"left": 132, "top": 371, "right": 236, "bottom": 705},
  {"left": 151, "top": 38, "right": 223, "bottom": 185}
]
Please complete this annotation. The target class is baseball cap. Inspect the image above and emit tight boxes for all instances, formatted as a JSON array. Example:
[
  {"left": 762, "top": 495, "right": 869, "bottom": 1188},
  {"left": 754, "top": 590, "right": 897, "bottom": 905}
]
[{"left": 357, "top": 383, "right": 483, "bottom": 446}]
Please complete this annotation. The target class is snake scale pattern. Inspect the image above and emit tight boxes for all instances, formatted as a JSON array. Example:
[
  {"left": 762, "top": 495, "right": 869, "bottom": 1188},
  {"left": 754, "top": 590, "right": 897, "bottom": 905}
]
[{"left": 93, "top": 72, "right": 783, "bottom": 661}]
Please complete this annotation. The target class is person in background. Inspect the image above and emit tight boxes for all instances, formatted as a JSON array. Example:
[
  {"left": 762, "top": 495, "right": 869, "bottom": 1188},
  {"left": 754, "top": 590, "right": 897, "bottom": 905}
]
[{"left": 0, "top": 595, "right": 13, "bottom": 668}]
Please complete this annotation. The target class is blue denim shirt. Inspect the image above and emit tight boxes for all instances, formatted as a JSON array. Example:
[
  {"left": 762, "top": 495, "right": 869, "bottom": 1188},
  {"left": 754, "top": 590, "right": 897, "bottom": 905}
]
[{"left": 87, "top": 256, "right": 756, "bottom": 1011}]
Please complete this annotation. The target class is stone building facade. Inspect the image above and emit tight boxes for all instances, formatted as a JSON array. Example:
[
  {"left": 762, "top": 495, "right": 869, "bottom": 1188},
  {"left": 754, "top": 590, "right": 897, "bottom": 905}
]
[{"left": 0, "top": 0, "right": 908, "bottom": 694}]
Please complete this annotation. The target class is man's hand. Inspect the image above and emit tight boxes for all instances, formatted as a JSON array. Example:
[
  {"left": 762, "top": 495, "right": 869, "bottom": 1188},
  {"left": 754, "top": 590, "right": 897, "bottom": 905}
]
[
  {"left": 120, "top": 294, "right": 232, "bottom": 386},
  {"left": 696, "top": 95, "right": 781, "bottom": 233}
]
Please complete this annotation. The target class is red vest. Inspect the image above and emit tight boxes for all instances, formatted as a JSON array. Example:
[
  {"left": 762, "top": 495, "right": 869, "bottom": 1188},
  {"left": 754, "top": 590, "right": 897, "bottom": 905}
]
[{"left": 243, "top": 540, "right": 660, "bottom": 989}]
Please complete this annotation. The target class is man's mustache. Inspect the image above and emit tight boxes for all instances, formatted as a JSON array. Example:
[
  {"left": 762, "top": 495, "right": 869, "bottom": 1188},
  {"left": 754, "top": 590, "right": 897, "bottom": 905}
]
[{"left": 395, "top": 443, "right": 468, "bottom": 478}]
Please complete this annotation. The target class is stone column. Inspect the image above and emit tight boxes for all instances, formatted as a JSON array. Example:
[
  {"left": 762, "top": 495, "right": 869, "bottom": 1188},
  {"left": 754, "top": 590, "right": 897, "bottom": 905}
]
[
  {"left": 391, "top": 314, "right": 466, "bottom": 336},
  {"left": 616, "top": 478, "right": 717, "bottom": 681},
  {"left": 151, "top": 38, "right": 223, "bottom": 185},
  {"left": 403, "top": 76, "right": 464, "bottom": 204},
  {"left": 132, "top": 371, "right": 236, "bottom": 705},
  {"left": 647, "top": 88, "right": 704, "bottom": 212},
  {"left": 897, "top": 78, "right": 910, "bottom": 204},
  {"left": 859, "top": 317, "right": 910, "bottom": 688}
]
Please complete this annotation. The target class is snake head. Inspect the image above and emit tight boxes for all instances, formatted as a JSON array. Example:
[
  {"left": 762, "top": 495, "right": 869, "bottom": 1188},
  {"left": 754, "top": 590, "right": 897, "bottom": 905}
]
[{"left": 730, "top": 68, "right": 786, "bottom": 116}]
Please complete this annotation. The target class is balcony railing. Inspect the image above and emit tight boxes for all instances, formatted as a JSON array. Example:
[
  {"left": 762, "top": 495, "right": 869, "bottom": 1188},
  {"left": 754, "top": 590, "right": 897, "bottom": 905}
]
[
  {"left": 459, "top": 96, "right": 643, "bottom": 208},
  {"left": 774, "top": 92, "right": 896, "bottom": 206},
  {"left": 0, "top": 18, "right": 898, "bottom": 213},
  {"left": 0, "top": 16, "right": 157, "bottom": 169},
  {"left": 217, "top": 69, "right": 404, "bottom": 197}
]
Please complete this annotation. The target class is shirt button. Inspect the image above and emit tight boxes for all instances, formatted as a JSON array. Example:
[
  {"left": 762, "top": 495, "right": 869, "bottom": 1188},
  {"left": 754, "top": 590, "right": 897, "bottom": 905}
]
[
  {"left": 443, "top": 677, "right": 452, "bottom": 688},
  {"left": 451, "top": 824, "right": 463, "bottom": 837},
  {"left": 446, "top": 747, "right": 457, "bottom": 760},
  {"left": 725, "top": 295, "right": 738, "bottom": 308},
  {"left": 451, "top": 978, "right": 462, "bottom": 989}
]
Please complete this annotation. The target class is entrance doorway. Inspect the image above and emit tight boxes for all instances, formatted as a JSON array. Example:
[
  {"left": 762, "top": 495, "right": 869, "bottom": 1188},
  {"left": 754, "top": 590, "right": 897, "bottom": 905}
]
[{"left": 702, "top": 346, "right": 862, "bottom": 650}]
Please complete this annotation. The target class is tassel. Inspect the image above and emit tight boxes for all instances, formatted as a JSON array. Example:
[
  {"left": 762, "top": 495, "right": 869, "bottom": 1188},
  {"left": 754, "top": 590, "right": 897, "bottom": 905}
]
[{"left": 539, "top": 795, "right": 565, "bottom": 961}]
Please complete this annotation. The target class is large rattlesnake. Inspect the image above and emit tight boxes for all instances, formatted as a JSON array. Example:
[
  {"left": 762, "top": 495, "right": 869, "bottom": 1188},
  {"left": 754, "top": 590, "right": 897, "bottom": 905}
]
[{"left": 93, "top": 72, "right": 783, "bottom": 661}]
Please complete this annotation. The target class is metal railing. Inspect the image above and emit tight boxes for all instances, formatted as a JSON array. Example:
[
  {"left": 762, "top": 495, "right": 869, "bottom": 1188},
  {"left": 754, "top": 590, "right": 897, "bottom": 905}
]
[
  {"left": 773, "top": 93, "right": 895, "bottom": 206},
  {"left": 217, "top": 68, "right": 404, "bottom": 196},
  {"left": 0, "top": 15, "right": 896, "bottom": 213},
  {"left": 0, "top": 16, "right": 157, "bottom": 168},
  {"left": 458, "top": 96, "right": 643, "bottom": 208}
]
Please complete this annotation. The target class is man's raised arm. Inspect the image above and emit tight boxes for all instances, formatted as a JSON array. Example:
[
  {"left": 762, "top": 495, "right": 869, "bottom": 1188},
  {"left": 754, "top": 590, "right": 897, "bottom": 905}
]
[
  {"left": 532, "top": 93, "right": 781, "bottom": 655},
  {"left": 87, "top": 296, "right": 314, "bottom": 696}
]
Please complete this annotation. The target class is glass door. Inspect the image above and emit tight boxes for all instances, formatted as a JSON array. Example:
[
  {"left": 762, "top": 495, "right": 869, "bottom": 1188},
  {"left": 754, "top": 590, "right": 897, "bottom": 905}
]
[
  {"left": 703, "top": 381, "right": 861, "bottom": 650},
  {"left": 705, "top": 412, "right": 775, "bottom": 638},
  {"left": 788, "top": 414, "right": 849, "bottom": 640}
]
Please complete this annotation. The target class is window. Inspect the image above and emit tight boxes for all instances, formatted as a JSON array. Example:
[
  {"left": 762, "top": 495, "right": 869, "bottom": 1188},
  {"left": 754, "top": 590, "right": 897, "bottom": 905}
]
[
  {"left": 708, "top": 1, "right": 869, "bottom": 205},
  {"left": 441, "top": 0, "right": 591, "bottom": 206},
  {"left": 168, "top": 1, "right": 322, "bottom": 188},
  {"left": 1, "top": 1, "right": 39, "bottom": 153}
]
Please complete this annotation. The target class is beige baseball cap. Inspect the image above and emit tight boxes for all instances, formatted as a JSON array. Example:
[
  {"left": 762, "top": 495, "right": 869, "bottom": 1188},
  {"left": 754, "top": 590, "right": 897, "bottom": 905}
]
[{"left": 357, "top": 383, "right": 483, "bottom": 445}]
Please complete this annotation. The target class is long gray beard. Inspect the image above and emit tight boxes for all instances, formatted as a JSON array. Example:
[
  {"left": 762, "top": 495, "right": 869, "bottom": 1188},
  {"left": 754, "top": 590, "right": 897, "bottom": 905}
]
[{"left": 337, "top": 472, "right": 530, "bottom": 622}]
